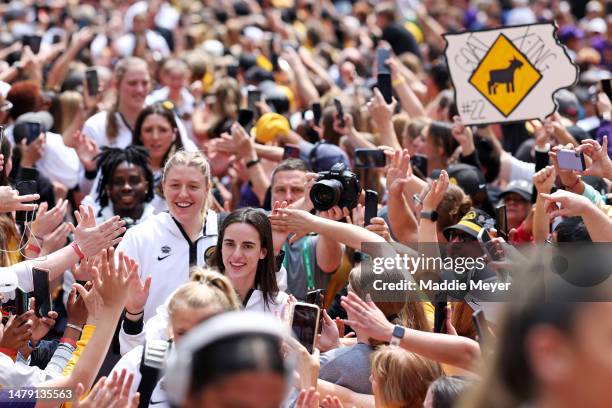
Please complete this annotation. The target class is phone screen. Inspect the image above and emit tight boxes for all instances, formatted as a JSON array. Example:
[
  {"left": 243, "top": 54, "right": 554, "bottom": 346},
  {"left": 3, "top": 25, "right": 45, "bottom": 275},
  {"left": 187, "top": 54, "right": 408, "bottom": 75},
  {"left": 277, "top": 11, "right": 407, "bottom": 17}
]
[
  {"left": 32, "top": 268, "right": 52, "bottom": 318},
  {"left": 557, "top": 149, "right": 586, "bottom": 171},
  {"left": 433, "top": 295, "right": 447, "bottom": 334},
  {"left": 15, "top": 287, "right": 29, "bottom": 316},
  {"left": 376, "top": 48, "right": 391, "bottom": 75},
  {"left": 247, "top": 89, "right": 262, "bottom": 118},
  {"left": 472, "top": 309, "right": 489, "bottom": 344},
  {"left": 311, "top": 103, "right": 322, "bottom": 126},
  {"left": 354, "top": 149, "right": 386, "bottom": 168},
  {"left": 291, "top": 303, "right": 320, "bottom": 354},
  {"left": 86, "top": 68, "right": 99, "bottom": 96},
  {"left": 601, "top": 79, "right": 612, "bottom": 102},
  {"left": 29, "top": 35, "right": 42, "bottom": 54},
  {"left": 283, "top": 145, "right": 301, "bottom": 160},
  {"left": 364, "top": 190, "right": 378, "bottom": 227},
  {"left": 333, "top": 98, "right": 345, "bottom": 128},
  {"left": 15, "top": 180, "right": 37, "bottom": 223},
  {"left": 26, "top": 122, "right": 41, "bottom": 144},
  {"left": 377, "top": 73, "right": 393, "bottom": 104},
  {"left": 410, "top": 154, "right": 428, "bottom": 177},
  {"left": 238, "top": 109, "right": 255, "bottom": 128},
  {"left": 496, "top": 204, "right": 508, "bottom": 238}
]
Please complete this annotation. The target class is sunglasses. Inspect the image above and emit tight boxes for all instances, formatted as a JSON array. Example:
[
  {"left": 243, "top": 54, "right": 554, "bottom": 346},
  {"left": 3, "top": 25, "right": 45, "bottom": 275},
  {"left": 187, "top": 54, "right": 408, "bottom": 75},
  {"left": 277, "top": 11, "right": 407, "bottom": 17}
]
[{"left": 448, "top": 231, "right": 477, "bottom": 242}]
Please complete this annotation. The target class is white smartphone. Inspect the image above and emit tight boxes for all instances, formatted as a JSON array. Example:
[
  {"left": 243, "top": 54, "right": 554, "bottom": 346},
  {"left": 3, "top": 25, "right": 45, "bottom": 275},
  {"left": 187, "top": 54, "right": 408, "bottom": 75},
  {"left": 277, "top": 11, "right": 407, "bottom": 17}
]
[
  {"left": 557, "top": 149, "right": 586, "bottom": 171},
  {"left": 290, "top": 302, "right": 321, "bottom": 354}
]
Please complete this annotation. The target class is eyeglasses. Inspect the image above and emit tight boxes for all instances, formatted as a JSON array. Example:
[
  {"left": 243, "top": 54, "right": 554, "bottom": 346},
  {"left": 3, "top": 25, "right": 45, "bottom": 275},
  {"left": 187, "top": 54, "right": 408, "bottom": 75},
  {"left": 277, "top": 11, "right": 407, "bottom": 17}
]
[{"left": 448, "top": 231, "right": 477, "bottom": 242}]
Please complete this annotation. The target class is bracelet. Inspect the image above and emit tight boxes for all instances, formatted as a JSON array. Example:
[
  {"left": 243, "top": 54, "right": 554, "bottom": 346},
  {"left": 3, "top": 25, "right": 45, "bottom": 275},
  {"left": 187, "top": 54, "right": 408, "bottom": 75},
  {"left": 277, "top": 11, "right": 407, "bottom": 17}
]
[
  {"left": 245, "top": 158, "right": 260, "bottom": 168},
  {"left": 60, "top": 337, "right": 77, "bottom": 348},
  {"left": 26, "top": 242, "right": 41, "bottom": 255},
  {"left": 125, "top": 309, "right": 144, "bottom": 316},
  {"left": 71, "top": 242, "right": 85, "bottom": 260},
  {"left": 66, "top": 323, "right": 83, "bottom": 333}
]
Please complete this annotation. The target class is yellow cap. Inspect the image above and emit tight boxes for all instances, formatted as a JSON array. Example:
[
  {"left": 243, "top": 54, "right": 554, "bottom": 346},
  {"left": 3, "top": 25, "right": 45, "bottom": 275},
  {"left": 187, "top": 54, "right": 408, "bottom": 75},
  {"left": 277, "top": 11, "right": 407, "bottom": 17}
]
[
  {"left": 253, "top": 113, "right": 290, "bottom": 143},
  {"left": 405, "top": 21, "right": 424, "bottom": 44}
]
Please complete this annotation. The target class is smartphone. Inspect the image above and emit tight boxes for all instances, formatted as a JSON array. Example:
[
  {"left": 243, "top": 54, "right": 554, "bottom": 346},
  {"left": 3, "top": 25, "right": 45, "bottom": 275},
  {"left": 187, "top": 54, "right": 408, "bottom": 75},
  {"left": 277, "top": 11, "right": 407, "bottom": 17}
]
[
  {"left": 15, "top": 287, "right": 29, "bottom": 316},
  {"left": 556, "top": 149, "right": 586, "bottom": 171},
  {"left": 85, "top": 68, "right": 99, "bottom": 96},
  {"left": 28, "top": 35, "right": 42, "bottom": 54},
  {"left": 376, "top": 48, "right": 391, "bottom": 75},
  {"left": 411, "top": 154, "right": 428, "bottom": 177},
  {"left": 283, "top": 145, "right": 301, "bottom": 160},
  {"left": 333, "top": 98, "right": 345, "bottom": 128},
  {"left": 32, "top": 267, "right": 52, "bottom": 318},
  {"left": 52, "top": 33, "right": 62, "bottom": 44},
  {"left": 15, "top": 180, "right": 37, "bottom": 223},
  {"left": 478, "top": 228, "right": 504, "bottom": 261},
  {"left": 354, "top": 149, "right": 386, "bottom": 168},
  {"left": 364, "top": 190, "right": 379, "bottom": 227},
  {"left": 601, "top": 79, "right": 612, "bottom": 102},
  {"left": 306, "top": 289, "right": 325, "bottom": 334},
  {"left": 377, "top": 73, "right": 393, "bottom": 104},
  {"left": 291, "top": 302, "right": 321, "bottom": 354},
  {"left": 495, "top": 204, "right": 508, "bottom": 240},
  {"left": 26, "top": 122, "right": 42, "bottom": 144},
  {"left": 472, "top": 309, "right": 489, "bottom": 344},
  {"left": 247, "top": 89, "right": 262, "bottom": 118},
  {"left": 311, "top": 103, "right": 322, "bottom": 126},
  {"left": 238, "top": 109, "right": 255, "bottom": 128},
  {"left": 433, "top": 294, "right": 447, "bottom": 334}
]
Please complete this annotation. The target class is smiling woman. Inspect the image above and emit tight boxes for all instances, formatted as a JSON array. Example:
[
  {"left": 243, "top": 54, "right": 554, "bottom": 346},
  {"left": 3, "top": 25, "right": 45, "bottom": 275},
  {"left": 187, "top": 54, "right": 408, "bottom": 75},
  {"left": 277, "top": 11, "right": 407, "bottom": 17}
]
[{"left": 116, "top": 150, "right": 220, "bottom": 322}]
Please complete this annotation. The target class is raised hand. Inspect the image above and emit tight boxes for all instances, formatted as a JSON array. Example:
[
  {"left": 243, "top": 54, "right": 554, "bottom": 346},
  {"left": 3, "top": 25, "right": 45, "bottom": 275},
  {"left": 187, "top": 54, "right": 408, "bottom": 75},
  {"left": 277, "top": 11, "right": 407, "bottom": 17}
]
[
  {"left": 386, "top": 149, "right": 412, "bottom": 195},
  {"left": 341, "top": 292, "right": 393, "bottom": 342},
  {"left": 422, "top": 169, "right": 449, "bottom": 212},
  {"left": 0, "top": 186, "right": 39, "bottom": 213},
  {"left": 66, "top": 283, "right": 90, "bottom": 328},
  {"left": 71, "top": 205, "right": 126, "bottom": 257},
  {"left": 28, "top": 298, "right": 58, "bottom": 343},
  {"left": 90, "top": 248, "right": 138, "bottom": 313},
  {"left": 0, "top": 312, "right": 34, "bottom": 349},
  {"left": 269, "top": 208, "right": 316, "bottom": 244},
  {"left": 366, "top": 217, "right": 392, "bottom": 242},
  {"left": 316, "top": 309, "right": 340, "bottom": 352},
  {"left": 541, "top": 190, "right": 594, "bottom": 219},
  {"left": 451, "top": 115, "right": 474, "bottom": 151},
  {"left": 124, "top": 273, "right": 151, "bottom": 316},
  {"left": 296, "top": 387, "right": 320, "bottom": 408},
  {"left": 532, "top": 165, "right": 556, "bottom": 194},
  {"left": 576, "top": 136, "right": 612, "bottom": 179},
  {"left": 30, "top": 198, "right": 69, "bottom": 238}
]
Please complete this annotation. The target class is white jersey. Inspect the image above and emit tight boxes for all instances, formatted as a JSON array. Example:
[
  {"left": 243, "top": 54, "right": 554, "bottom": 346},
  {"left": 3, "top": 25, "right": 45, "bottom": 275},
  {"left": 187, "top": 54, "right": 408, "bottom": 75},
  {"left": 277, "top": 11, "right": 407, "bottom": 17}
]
[{"left": 116, "top": 210, "right": 220, "bottom": 321}]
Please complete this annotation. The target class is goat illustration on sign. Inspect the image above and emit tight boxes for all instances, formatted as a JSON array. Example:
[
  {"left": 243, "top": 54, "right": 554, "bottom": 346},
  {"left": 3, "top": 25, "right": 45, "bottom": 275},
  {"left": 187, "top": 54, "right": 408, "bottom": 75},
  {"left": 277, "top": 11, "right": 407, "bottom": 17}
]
[
  {"left": 443, "top": 23, "right": 578, "bottom": 125},
  {"left": 488, "top": 57, "right": 524, "bottom": 95}
]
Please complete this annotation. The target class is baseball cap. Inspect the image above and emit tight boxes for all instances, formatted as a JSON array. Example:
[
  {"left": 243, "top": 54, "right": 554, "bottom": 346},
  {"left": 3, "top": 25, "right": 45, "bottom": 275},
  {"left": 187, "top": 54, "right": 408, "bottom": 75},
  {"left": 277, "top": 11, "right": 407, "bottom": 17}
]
[
  {"left": 0, "top": 268, "right": 18, "bottom": 295},
  {"left": 252, "top": 113, "right": 290, "bottom": 143},
  {"left": 443, "top": 208, "right": 497, "bottom": 240},
  {"left": 554, "top": 89, "right": 580, "bottom": 118},
  {"left": 499, "top": 179, "right": 533, "bottom": 202},
  {"left": 15, "top": 111, "right": 54, "bottom": 132},
  {"left": 298, "top": 140, "right": 350, "bottom": 173},
  {"left": 446, "top": 163, "right": 487, "bottom": 196}
]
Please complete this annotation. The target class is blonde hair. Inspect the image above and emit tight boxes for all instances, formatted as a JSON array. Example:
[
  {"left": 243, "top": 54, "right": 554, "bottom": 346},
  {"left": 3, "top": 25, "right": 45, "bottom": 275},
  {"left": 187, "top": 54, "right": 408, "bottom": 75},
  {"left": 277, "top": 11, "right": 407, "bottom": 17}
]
[
  {"left": 161, "top": 149, "right": 212, "bottom": 215},
  {"left": 212, "top": 77, "right": 240, "bottom": 119},
  {"left": 58, "top": 91, "right": 83, "bottom": 134},
  {"left": 348, "top": 265, "right": 430, "bottom": 334},
  {"left": 372, "top": 346, "right": 443, "bottom": 408},
  {"left": 107, "top": 57, "right": 149, "bottom": 141},
  {"left": 168, "top": 267, "right": 241, "bottom": 318}
]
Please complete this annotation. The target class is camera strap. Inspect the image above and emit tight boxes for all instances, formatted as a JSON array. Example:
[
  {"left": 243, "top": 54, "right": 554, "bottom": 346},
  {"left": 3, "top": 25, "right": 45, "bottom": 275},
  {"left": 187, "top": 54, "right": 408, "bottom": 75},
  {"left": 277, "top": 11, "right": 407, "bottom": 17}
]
[{"left": 283, "top": 236, "right": 315, "bottom": 291}]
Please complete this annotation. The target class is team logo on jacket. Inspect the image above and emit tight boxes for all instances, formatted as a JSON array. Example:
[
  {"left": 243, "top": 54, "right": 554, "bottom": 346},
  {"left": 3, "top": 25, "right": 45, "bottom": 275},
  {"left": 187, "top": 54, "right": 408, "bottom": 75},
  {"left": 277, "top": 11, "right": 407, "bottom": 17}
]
[
  {"left": 204, "top": 245, "right": 216, "bottom": 267},
  {"left": 158, "top": 246, "right": 172, "bottom": 261}
]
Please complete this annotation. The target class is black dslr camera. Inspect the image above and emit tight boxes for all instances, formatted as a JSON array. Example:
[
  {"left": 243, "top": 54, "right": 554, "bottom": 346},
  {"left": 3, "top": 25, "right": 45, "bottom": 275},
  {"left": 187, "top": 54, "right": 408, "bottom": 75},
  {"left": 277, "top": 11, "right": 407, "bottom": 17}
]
[{"left": 310, "top": 163, "right": 360, "bottom": 211}]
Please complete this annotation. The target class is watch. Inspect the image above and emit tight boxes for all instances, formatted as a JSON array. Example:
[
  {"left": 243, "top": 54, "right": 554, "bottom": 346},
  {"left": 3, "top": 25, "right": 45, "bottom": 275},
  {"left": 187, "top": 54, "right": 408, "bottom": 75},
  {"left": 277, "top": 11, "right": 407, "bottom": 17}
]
[
  {"left": 390, "top": 325, "right": 405, "bottom": 346},
  {"left": 245, "top": 158, "right": 260, "bottom": 168},
  {"left": 420, "top": 211, "right": 438, "bottom": 222}
]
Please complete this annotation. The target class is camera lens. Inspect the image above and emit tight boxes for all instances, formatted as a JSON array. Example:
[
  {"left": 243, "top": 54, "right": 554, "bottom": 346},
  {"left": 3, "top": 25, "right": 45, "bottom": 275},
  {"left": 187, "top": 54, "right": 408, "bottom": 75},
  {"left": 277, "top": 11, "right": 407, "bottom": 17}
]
[{"left": 310, "top": 179, "right": 343, "bottom": 211}]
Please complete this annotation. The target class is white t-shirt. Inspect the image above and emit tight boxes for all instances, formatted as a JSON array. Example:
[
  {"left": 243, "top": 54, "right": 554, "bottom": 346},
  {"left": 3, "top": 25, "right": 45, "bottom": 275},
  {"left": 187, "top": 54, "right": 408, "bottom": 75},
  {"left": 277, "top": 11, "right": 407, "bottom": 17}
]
[
  {"left": 0, "top": 354, "right": 51, "bottom": 387},
  {"left": 116, "top": 211, "right": 220, "bottom": 321},
  {"left": 115, "top": 31, "right": 170, "bottom": 58},
  {"left": 5, "top": 126, "right": 80, "bottom": 189}
]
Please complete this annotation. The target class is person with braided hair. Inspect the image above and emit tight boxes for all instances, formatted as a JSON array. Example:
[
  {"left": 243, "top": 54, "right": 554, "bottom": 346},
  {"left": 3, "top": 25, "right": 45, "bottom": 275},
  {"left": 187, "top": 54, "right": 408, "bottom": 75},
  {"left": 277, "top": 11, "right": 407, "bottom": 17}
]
[{"left": 94, "top": 145, "right": 156, "bottom": 228}]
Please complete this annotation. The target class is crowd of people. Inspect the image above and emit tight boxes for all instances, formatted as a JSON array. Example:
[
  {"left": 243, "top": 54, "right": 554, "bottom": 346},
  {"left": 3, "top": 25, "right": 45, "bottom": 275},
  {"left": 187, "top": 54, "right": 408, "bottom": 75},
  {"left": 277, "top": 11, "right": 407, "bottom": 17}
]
[{"left": 0, "top": 0, "right": 611, "bottom": 407}]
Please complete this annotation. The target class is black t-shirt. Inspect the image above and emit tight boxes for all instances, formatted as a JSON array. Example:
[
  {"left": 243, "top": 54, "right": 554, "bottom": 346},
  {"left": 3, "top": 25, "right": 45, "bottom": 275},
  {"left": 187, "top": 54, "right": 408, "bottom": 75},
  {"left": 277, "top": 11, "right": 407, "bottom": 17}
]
[{"left": 382, "top": 22, "right": 421, "bottom": 59}]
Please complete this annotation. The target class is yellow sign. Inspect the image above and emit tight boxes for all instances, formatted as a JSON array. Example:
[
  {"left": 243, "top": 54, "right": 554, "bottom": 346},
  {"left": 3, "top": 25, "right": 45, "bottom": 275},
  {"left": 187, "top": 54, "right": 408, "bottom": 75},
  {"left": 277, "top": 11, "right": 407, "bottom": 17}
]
[{"left": 468, "top": 34, "right": 542, "bottom": 117}]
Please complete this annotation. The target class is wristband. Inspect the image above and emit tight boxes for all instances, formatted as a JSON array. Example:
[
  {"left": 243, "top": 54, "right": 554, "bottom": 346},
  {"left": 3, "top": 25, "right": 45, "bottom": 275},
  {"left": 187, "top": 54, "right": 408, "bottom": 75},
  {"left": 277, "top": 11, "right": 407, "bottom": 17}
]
[
  {"left": 125, "top": 309, "right": 144, "bottom": 316},
  {"left": 245, "top": 158, "right": 260, "bottom": 168},
  {"left": 60, "top": 337, "right": 77, "bottom": 348},
  {"left": 26, "top": 242, "right": 41, "bottom": 255},
  {"left": 66, "top": 323, "right": 83, "bottom": 333},
  {"left": 0, "top": 347, "right": 17, "bottom": 358},
  {"left": 71, "top": 242, "right": 85, "bottom": 260}
]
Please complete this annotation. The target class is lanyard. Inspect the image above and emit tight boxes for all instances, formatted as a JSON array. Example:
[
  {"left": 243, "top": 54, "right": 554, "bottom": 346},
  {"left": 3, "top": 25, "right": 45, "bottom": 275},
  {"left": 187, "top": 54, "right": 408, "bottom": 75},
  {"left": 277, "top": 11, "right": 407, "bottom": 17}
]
[
  {"left": 283, "top": 236, "right": 314, "bottom": 291},
  {"left": 118, "top": 111, "right": 134, "bottom": 133}
]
